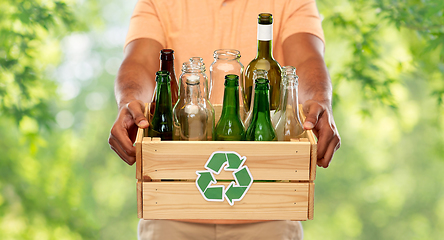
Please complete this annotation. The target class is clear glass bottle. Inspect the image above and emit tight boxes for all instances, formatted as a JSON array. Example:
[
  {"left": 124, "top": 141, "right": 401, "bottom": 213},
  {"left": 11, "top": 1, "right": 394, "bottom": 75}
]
[
  {"left": 214, "top": 74, "right": 245, "bottom": 141},
  {"left": 245, "top": 70, "right": 276, "bottom": 141},
  {"left": 173, "top": 58, "right": 213, "bottom": 140},
  {"left": 148, "top": 70, "right": 173, "bottom": 140},
  {"left": 177, "top": 74, "right": 214, "bottom": 141},
  {"left": 272, "top": 66, "right": 305, "bottom": 141},
  {"left": 209, "top": 49, "right": 244, "bottom": 106},
  {"left": 243, "top": 13, "right": 282, "bottom": 112}
]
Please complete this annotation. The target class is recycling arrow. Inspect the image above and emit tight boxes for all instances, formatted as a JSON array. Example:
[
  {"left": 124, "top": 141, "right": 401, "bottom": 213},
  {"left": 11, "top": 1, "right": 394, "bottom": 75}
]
[{"left": 196, "top": 151, "right": 253, "bottom": 206}]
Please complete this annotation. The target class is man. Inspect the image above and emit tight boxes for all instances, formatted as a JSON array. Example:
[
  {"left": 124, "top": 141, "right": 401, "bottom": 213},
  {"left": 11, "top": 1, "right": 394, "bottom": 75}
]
[{"left": 108, "top": 0, "right": 341, "bottom": 239}]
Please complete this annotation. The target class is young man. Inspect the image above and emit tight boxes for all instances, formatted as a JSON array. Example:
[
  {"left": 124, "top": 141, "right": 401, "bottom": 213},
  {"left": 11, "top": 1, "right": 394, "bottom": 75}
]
[{"left": 109, "top": 1, "right": 340, "bottom": 239}]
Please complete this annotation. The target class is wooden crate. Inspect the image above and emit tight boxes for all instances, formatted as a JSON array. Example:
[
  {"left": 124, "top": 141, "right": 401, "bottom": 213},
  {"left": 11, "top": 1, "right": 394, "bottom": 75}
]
[{"left": 135, "top": 104, "right": 317, "bottom": 221}]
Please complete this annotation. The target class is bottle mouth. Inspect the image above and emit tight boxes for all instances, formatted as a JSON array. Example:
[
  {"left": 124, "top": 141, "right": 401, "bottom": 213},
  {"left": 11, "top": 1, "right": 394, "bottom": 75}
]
[
  {"left": 213, "top": 49, "right": 241, "bottom": 60},
  {"left": 258, "top": 13, "right": 273, "bottom": 25},
  {"left": 224, "top": 74, "right": 239, "bottom": 86},
  {"left": 160, "top": 49, "right": 175, "bottom": 61},
  {"left": 156, "top": 70, "right": 171, "bottom": 82},
  {"left": 182, "top": 61, "right": 206, "bottom": 72},
  {"left": 156, "top": 70, "right": 170, "bottom": 76}
]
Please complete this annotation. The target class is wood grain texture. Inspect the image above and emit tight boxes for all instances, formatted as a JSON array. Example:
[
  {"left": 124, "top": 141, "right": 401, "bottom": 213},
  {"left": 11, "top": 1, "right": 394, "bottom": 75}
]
[
  {"left": 137, "top": 180, "right": 143, "bottom": 219},
  {"left": 142, "top": 141, "right": 311, "bottom": 181},
  {"left": 298, "top": 104, "right": 318, "bottom": 181},
  {"left": 308, "top": 182, "right": 315, "bottom": 220},
  {"left": 142, "top": 182, "right": 309, "bottom": 220}
]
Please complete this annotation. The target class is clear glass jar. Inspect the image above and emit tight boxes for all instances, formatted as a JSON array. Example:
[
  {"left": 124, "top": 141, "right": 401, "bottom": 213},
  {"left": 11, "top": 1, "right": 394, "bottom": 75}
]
[{"left": 209, "top": 49, "right": 244, "bottom": 107}]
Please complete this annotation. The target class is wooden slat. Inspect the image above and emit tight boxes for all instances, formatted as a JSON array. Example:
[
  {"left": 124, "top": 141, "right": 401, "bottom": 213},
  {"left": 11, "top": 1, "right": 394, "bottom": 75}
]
[
  {"left": 135, "top": 103, "right": 150, "bottom": 179},
  {"left": 142, "top": 141, "right": 311, "bottom": 181},
  {"left": 137, "top": 180, "right": 143, "bottom": 218},
  {"left": 142, "top": 182, "right": 309, "bottom": 220},
  {"left": 306, "top": 130, "right": 317, "bottom": 181},
  {"left": 308, "top": 182, "right": 315, "bottom": 220},
  {"left": 298, "top": 104, "right": 317, "bottom": 181}
]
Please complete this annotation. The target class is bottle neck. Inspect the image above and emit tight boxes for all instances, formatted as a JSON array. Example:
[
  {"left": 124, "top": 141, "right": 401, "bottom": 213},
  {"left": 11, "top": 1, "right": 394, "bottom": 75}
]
[
  {"left": 221, "top": 85, "right": 240, "bottom": 117},
  {"left": 256, "top": 23, "right": 273, "bottom": 58},
  {"left": 257, "top": 40, "right": 273, "bottom": 58},
  {"left": 161, "top": 60, "right": 175, "bottom": 76},
  {"left": 185, "top": 83, "right": 201, "bottom": 104},
  {"left": 252, "top": 84, "right": 271, "bottom": 120},
  {"left": 154, "top": 79, "right": 172, "bottom": 114}
]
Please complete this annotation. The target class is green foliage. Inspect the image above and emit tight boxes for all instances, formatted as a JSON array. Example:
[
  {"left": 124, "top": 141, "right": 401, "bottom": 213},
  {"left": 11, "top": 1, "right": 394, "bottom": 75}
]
[{"left": 0, "top": 0, "right": 75, "bottom": 127}]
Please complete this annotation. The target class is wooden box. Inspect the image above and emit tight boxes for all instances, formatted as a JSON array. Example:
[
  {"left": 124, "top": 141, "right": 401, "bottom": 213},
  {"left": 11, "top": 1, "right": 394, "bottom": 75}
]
[{"left": 135, "top": 104, "right": 317, "bottom": 221}]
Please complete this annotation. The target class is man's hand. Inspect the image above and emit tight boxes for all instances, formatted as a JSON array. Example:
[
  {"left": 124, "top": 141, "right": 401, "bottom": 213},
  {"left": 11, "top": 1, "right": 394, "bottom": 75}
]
[
  {"left": 302, "top": 99, "right": 341, "bottom": 168},
  {"left": 108, "top": 100, "right": 149, "bottom": 165},
  {"left": 283, "top": 33, "right": 341, "bottom": 168},
  {"left": 108, "top": 38, "right": 162, "bottom": 165}
]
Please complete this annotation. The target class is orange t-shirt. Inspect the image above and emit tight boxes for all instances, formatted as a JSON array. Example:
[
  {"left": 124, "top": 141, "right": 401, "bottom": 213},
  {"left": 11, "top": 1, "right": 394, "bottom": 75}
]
[{"left": 125, "top": 0, "right": 324, "bottom": 76}]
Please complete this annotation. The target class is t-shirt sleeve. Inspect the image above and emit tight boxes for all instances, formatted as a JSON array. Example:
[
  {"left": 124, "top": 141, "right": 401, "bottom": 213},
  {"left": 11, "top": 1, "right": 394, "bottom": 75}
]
[
  {"left": 281, "top": 0, "right": 325, "bottom": 44},
  {"left": 124, "top": 0, "right": 166, "bottom": 50}
]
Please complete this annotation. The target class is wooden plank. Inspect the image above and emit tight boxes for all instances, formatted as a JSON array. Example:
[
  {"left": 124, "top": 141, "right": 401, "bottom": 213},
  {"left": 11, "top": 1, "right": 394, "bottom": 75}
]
[
  {"left": 308, "top": 182, "right": 315, "bottom": 220},
  {"left": 137, "top": 180, "right": 143, "bottom": 218},
  {"left": 306, "top": 130, "right": 317, "bottom": 181},
  {"left": 298, "top": 104, "right": 317, "bottom": 181},
  {"left": 142, "top": 182, "right": 309, "bottom": 220},
  {"left": 142, "top": 141, "right": 311, "bottom": 181},
  {"left": 135, "top": 128, "right": 144, "bottom": 179},
  {"left": 135, "top": 103, "right": 150, "bottom": 179}
]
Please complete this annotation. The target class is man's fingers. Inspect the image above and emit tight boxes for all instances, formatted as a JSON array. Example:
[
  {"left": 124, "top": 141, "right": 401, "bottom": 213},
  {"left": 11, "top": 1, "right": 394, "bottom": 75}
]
[
  {"left": 109, "top": 127, "right": 136, "bottom": 157},
  {"left": 108, "top": 134, "right": 136, "bottom": 165},
  {"left": 303, "top": 101, "right": 324, "bottom": 130},
  {"left": 317, "top": 136, "right": 340, "bottom": 168},
  {"left": 127, "top": 100, "right": 149, "bottom": 128}
]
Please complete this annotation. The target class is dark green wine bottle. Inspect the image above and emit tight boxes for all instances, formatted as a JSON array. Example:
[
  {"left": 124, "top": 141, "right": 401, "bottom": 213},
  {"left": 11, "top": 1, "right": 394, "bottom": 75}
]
[
  {"left": 215, "top": 74, "right": 246, "bottom": 141},
  {"left": 243, "top": 13, "right": 282, "bottom": 112},
  {"left": 148, "top": 70, "right": 173, "bottom": 140},
  {"left": 245, "top": 71, "right": 277, "bottom": 141}
]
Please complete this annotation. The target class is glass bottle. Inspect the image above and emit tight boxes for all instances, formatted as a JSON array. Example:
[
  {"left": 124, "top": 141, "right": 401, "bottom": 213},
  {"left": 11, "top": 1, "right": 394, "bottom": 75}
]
[
  {"left": 243, "top": 69, "right": 267, "bottom": 129},
  {"left": 214, "top": 74, "right": 245, "bottom": 141},
  {"left": 177, "top": 74, "right": 214, "bottom": 141},
  {"left": 209, "top": 49, "right": 244, "bottom": 106},
  {"left": 243, "top": 13, "right": 282, "bottom": 113},
  {"left": 148, "top": 70, "right": 173, "bottom": 140},
  {"left": 245, "top": 71, "right": 277, "bottom": 141},
  {"left": 150, "top": 49, "right": 179, "bottom": 116},
  {"left": 173, "top": 59, "right": 214, "bottom": 140},
  {"left": 272, "top": 66, "right": 305, "bottom": 141}
]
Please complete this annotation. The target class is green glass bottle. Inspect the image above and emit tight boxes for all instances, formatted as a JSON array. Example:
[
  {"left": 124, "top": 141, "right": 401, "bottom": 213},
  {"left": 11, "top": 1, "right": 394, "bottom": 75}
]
[
  {"left": 243, "top": 13, "right": 282, "bottom": 112},
  {"left": 148, "top": 70, "right": 173, "bottom": 140},
  {"left": 245, "top": 70, "right": 277, "bottom": 141},
  {"left": 215, "top": 74, "right": 246, "bottom": 141}
]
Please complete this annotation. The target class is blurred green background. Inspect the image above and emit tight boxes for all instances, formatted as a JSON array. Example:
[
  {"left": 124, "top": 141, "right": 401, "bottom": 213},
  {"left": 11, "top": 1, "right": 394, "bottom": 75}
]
[{"left": 1, "top": 0, "right": 443, "bottom": 239}]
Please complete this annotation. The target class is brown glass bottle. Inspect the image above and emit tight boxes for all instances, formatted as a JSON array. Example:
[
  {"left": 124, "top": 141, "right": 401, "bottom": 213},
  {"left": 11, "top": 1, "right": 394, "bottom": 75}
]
[{"left": 150, "top": 49, "right": 179, "bottom": 116}]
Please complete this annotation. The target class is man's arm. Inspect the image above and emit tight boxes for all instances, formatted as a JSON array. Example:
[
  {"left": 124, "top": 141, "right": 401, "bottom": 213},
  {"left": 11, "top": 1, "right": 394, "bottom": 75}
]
[
  {"left": 283, "top": 33, "right": 341, "bottom": 168},
  {"left": 108, "top": 38, "right": 163, "bottom": 165}
]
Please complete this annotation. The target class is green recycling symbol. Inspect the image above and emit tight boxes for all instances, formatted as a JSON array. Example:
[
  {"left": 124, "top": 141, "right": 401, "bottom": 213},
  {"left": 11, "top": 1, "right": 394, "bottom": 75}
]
[{"left": 196, "top": 151, "right": 253, "bottom": 206}]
